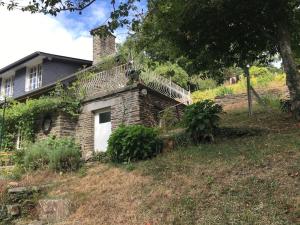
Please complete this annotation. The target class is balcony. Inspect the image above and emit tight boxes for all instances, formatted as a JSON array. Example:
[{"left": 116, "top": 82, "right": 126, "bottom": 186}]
[{"left": 79, "top": 63, "right": 192, "bottom": 105}]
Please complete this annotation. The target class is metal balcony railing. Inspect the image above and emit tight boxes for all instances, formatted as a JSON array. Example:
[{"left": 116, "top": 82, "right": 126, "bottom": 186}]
[{"left": 80, "top": 63, "right": 192, "bottom": 105}]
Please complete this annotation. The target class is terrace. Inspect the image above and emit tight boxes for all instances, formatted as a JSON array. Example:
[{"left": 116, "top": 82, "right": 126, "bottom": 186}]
[{"left": 77, "top": 63, "right": 192, "bottom": 105}]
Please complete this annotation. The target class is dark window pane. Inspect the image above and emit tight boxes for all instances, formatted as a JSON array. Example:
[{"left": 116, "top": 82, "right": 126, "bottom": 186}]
[{"left": 99, "top": 112, "right": 111, "bottom": 123}]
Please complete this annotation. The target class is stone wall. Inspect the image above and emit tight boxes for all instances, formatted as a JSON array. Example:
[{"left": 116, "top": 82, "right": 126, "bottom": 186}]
[
  {"left": 75, "top": 86, "right": 142, "bottom": 158},
  {"left": 35, "top": 84, "right": 185, "bottom": 159},
  {"left": 140, "top": 88, "right": 185, "bottom": 127},
  {"left": 75, "top": 84, "right": 185, "bottom": 158},
  {"left": 35, "top": 112, "right": 76, "bottom": 140}
]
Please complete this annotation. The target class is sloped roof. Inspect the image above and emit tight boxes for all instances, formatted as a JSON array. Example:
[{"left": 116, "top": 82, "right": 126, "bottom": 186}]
[{"left": 0, "top": 51, "right": 92, "bottom": 74}]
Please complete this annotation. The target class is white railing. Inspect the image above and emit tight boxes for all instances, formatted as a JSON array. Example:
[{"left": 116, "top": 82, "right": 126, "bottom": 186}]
[
  {"left": 81, "top": 64, "right": 130, "bottom": 97},
  {"left": 138, "top": 69, "right": 192, "bottom": 105},
  {"left": 80, "top": 63, "right": 192, "bottom": 105}
]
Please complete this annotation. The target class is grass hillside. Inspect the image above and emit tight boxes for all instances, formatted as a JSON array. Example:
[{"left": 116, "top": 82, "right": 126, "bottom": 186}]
[
  {"left": 1, "top": 106, "right": 300, "bottom": 225},
  {"left": 192, "top": 72, "right": 286, "bottom": 102}
]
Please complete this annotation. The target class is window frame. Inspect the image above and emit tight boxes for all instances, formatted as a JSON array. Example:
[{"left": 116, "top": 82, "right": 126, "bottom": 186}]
[
  {"left": 1, "top": 75, "right": 14, "bottom": 97},
  {"left": 26, "top": 64, "right": 42, "bottom": 91},
  {"left": 99, "top": 111, "right": 111, "bottom": 124}
]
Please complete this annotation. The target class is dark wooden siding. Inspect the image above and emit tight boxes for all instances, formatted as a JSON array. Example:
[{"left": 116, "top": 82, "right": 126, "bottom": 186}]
[
  {"left": 13, "top": 68, "right": 26, "bottom": 98},
  {"left": 10, "top": 59, "right": 89, "bottom": 99}
]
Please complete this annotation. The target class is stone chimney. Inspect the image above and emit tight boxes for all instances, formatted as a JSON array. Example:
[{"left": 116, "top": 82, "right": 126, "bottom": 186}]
[{"left": 90, "top": 26, "right": 116, "bottom": 65}]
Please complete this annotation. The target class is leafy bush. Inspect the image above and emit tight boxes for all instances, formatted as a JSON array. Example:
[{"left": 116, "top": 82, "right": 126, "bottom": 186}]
[
  {"left": 184, "top": 100, "right": 223, "bottom": 143},
  {"left": 13, "top": 149, "right": 26, "bottom": 166},
  {"left": 216, "top": 86, "right": 233, "bottom": 97},
  {"left": 154, "top": 62, "right": 189, "bottom": 89},
  {"left": 107, "top": 125, "right": 162, "bottom": 163},
  {"left": 249, "top": 66, "right": 272, "bottom": 77},
  {"left": 47, "top": 137, "right": 82, "bottom": 171},
  {"left": 24, "top": 141, "right": 49, "bottom": 170},
  {"left": 159, "top": 107, "right": 179, "bottom": 130},
  {"left": 189, "top": 76, "right": 217, "bottom": 91},
  {"left": 255, "top": 73, "right": 275, "bottom": 87},
  {"left": 260, "top": 94, "right": 281, "bottom": 109},
  {"left": 92, "top": 152, "right": 111, "bottom": 163},
  {"left": 23, "top": 137, "right": 81, "bottom": 171}
]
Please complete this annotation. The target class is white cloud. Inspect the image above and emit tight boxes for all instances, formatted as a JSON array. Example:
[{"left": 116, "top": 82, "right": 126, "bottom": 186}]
[{"left": 0, "top": 8, "right": 93, "bottom": 69}]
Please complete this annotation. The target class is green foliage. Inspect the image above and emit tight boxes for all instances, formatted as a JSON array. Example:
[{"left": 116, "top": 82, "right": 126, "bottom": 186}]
[
  {"left": 107, "top": 125, "right": 162, "bottom": 163},
  {"left": 47, "top": 137, "right": 82, "bottom": 171},
  {"left": 184, "top": 100, "right": 223, "bottom": 143},
  {"left": 260, "top": 95, "right": 281, "bottom": 109},
  {"left": 7, "top": 166, "right": 25, "bottom": 180},
  {"left": 192, "top": 72, "right": 285, "bottom": 102},
  {"left": 24, "top": 140, "right": 49, "bottom": 170},
  {"left": 171, "top": 131, "right": 192, "bottom": 147},
  {"left": 23, "top": 137, "right": 81, "bottom": 172},
  {"left": 12, "top": 149, "right": 25, "bottom": 166},
  {"left": 189, "top": 76, "right": 217, "bottom": 91},
  {"left": 154, "top": 62, "right": 189, "bottom": 89},
  {"left": 249, "top": 66, "right": 272, "bottom": 78},
  {"left": 0, "top": 71, "right": 87, "bottom": 150},
  {"left": 0, "top": 97, "right": 76, "bottom": 150},
  {"left": 92, "top": 152, "right": 111, "bottom": 163},
  {"left": 280, "top": 99, "right": 292, "bottom": 113},
  {"left": 216, "top": 86, "right": 234, "bottom": 97},
  {"left": 159, "top": 107, "right": 179, "bottom": 131},
  {"left": 223, "top": 67, "right": 244, "bottom": 79}
]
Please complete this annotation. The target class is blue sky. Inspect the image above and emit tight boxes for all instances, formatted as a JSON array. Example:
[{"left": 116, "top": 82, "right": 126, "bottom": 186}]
[
  {"left": 57, "top": 0, "right": 147, "bottom": 41},
  {"left": 0, "top": 0, "right": 147, "bottom": 68}
]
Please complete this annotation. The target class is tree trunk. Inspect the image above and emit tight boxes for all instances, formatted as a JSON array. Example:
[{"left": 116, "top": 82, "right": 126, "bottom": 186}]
[{"left": 278, "top": 23, "right": 300, "bottom": 120}]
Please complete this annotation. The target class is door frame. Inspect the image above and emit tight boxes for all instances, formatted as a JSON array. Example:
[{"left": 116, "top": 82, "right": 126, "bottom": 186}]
[{"left": 93, "top": 107, "right": 112, "bottom": 152}]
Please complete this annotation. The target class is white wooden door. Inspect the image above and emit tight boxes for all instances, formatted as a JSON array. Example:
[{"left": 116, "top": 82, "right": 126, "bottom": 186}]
[{"left": 94, "top": 109, "right": 112, "bottom": 152}]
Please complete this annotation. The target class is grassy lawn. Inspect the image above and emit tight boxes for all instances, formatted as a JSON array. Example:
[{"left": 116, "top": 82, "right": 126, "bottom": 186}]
[{"left": 1, "top": 106, "right": 299, "bottom": 225}]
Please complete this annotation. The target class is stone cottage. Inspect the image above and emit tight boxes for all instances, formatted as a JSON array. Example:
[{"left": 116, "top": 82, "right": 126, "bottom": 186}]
[{"left": 0, "top": 26, "right": 192, "bottom": 158}]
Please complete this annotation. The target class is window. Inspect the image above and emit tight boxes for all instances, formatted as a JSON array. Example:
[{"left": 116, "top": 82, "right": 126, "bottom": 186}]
[
  {"left": 1, "top": 76, "right": 14, "bottom": 97},
  {"left": 99, "top": 111, "right": 111, "bottom": 123},
  {"left": 27, "top": 64, "right": 42, "bottom": 91}
]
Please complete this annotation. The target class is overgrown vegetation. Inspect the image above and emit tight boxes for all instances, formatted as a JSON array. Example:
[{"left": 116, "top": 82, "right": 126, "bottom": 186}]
[
  {"left": 1, "top": 106, "right": 298, "bottom": 225},
  {"left": 183, "top": 100, "right": 223, "bottom": 143},
  {"left": 0, "top": 71, "right": 90, "bottom": 151},
  {"left": 192, "top": 71, "right": 286, "bottom": 102},
  {"left": 107, "top": 125, "right": 162, "bottom": 163},
  {"left": 21, "top": 136, "right": 82, "bottom": 172}
]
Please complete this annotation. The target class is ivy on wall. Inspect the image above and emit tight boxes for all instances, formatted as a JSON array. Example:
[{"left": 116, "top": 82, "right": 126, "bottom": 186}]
[
  {"left": 0, "top": 57, "right": 127, "bottom": 151},
  {"left": 0, "top": 74, "right": 87, "bottom": 151}
]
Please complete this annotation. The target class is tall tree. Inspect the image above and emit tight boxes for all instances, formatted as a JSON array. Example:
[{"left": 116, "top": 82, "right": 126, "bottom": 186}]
[
  {"left": 136, "top": 0, "right": 300, "bottom": 119},
  {"left": 2, "top": 0, "right": 300, "bottom": 118}
]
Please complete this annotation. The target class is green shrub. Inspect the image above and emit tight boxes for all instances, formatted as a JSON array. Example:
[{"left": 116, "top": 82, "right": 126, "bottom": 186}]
[
  {"left": 24, "top": 141, "right": 49, "bottom": 170},
  {"left": 23, "top": 137, "right": 81, "bottom": 171},
  {"left": 189, "top": 76, "right": 217, "bottom": 91},
  {"left": 216, "top": 86, "right": 233, "bottom": 97},
  {"left": 107, "top": 125, "right": 162, "bottom": 163},
  {"left": 159, "top": 107, "right": 179, "bottom": 130},
  {"left": 256, "top": 73, "right": 275, "bottom": 87},
  {"left": 92, "top": 152, "right": 111, "bottom": 163},
  {"left": 260, "top": 95, "right": 281, "bottom": 109},
  {"left": 13, "top": 149, "right": 26, "bottom": 166},
  {"left": 249, "top": 66, "right": 272, "bottom": 77},
  {"left": 47, "top": 137, "right": 82, "bottom": 171},
  {"left": 184, "top": 100, "right": 223, "bottom": 143},
  {"left": 154, "top": 62, "right": 189, "bottom": 89}
]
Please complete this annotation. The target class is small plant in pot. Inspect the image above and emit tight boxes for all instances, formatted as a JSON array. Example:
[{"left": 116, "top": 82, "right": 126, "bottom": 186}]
[{"left": 183, "top": 100, "right": 223, "bottom": 143}]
